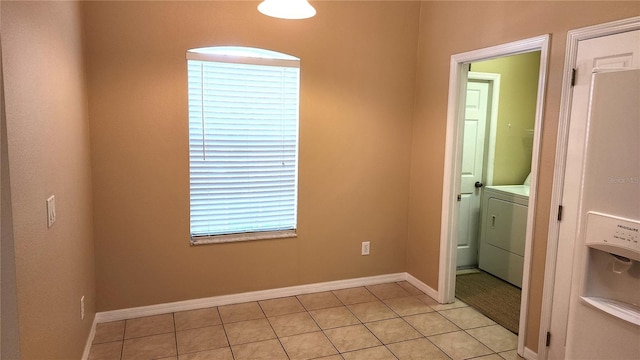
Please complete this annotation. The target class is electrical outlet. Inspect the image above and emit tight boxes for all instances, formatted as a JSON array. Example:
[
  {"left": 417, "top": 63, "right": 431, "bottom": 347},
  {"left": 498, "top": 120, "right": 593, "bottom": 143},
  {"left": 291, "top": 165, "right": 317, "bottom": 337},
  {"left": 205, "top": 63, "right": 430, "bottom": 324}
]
[
  {"left": 361, "top": 241, "right": 370, "bottom": 256},
  {"left": 80, "top": 296, "right": 85, "bottom": 320},
  {"left": 46, "top": 195, "right": 56, "bottom": 228}
]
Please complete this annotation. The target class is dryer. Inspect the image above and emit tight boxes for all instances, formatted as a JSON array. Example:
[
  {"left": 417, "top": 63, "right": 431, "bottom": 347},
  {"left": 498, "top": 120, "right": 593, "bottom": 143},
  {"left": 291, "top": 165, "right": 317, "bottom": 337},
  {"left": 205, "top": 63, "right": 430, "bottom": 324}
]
[{"left": 478, "top": 185, "right": 529, "bottom": 287}]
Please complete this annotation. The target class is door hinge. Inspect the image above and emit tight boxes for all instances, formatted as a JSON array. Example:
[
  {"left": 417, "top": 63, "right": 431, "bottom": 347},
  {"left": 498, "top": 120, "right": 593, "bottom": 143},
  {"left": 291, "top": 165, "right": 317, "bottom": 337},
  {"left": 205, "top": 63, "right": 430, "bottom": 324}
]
[
  {"left": 571, "top": 68, "right": 577, "bottom": 87},
  {"left": 457, "top": 194, "right": 462, "bottom": 202},
  {"left": 558, "top": 205, "right": 563, "bottom": 221},
  {"left": 546, "top": 331, "right": 551, "bottom": 347}
]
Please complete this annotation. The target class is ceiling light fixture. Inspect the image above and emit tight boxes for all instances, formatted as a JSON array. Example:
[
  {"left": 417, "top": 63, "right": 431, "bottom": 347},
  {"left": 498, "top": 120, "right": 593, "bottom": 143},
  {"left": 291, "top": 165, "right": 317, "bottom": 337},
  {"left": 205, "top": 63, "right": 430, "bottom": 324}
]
[{"left": 258, "top": 0, "right": 316, "bottom": 20}]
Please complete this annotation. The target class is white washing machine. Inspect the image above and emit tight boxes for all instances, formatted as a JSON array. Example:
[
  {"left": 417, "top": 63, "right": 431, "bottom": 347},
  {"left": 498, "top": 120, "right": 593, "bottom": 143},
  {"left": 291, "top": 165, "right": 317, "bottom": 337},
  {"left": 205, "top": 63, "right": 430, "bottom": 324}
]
[{"left": 478, "top": 185, "right": 529, "bottom": 288}]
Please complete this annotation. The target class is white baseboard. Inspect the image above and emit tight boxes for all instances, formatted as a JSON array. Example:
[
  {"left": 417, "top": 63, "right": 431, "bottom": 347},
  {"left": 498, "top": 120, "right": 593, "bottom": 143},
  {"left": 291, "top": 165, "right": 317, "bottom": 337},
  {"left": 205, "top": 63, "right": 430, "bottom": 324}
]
[
  {"left": 523, "top": 346, "right": 538, "bottom": 360},
  {"left": 81, "top": 315, "right": 97, "bottom": 360},
  {"left": 404, "top": 272, "right": 439, "bottom": 300},
  {"left": 83, "top": 272, "right": 439, "bottom": 359},
  {"left": 95, "top": 272, "right": 407, "bottom": 323}
]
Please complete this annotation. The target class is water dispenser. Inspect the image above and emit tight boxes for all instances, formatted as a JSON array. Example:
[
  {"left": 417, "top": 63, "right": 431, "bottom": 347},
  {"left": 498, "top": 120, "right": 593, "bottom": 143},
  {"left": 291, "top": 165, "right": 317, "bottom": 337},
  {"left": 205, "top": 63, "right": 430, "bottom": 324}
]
[{"left": 581, "top": 211, "right": 640, "bottom": 325}]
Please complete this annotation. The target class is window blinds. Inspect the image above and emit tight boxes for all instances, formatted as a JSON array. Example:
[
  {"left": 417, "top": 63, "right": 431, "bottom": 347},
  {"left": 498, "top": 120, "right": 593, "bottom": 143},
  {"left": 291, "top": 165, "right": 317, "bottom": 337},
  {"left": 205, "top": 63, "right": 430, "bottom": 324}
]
[{"left": 187, "top": 55, "right": 299, "bottom": 240}]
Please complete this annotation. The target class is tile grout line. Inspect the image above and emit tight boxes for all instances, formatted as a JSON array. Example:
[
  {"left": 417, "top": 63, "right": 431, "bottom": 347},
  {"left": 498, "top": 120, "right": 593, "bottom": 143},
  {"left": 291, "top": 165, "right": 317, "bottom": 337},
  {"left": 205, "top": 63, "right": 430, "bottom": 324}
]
[
  {"left": 333, "top": 284, "right": 402, "bottom": 359},
  {"left": 353, "top": 289, "right": 399, "bottom": 359},
  {"left": 221, "top": 305, "right": 247, "bottom": 360},
  {"left": 435, "top": 305, "right": 505, "bottom": 352},
  {"left": 380, "top": 300, "right": 453, "bottom": 359},
  {"left": 171, "top": 313, "right": 178, "bottom": 359},
  {"left": 426, "top": 305, "right": 471, "bottom": 358},
  {"left": 220, "top": 309, "right": 235, "bottom": 356},
  {"left": 256, "top": 299, "right": 291, "bottom": 360},
  {"left": 401, "top": 299, "right": 464, "bottom": 360},
  {"left": 430, "top": 304, "right": 505, "bottom": 359},
  {"left": 295, "top": 290, "right": 352, "bottom": 358},
  {"left": 120, "top": 320, "right": 128, "bottom": 360},
  {"left": 307, "top": 291, "right": 354, "bottom": 358},
  {"left": 371, "top": 287, "right": 436, "bottom": 360},
  {"left": 301, "top": 299, "right": 342, "bottom": 358}
]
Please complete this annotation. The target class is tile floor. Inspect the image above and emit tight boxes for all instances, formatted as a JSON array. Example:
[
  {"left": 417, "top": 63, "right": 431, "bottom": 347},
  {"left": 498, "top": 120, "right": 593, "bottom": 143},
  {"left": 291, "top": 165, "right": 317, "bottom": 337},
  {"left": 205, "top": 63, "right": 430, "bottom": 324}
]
[{"left": 88, "top": 281, "right": 524, "bottom": 360}]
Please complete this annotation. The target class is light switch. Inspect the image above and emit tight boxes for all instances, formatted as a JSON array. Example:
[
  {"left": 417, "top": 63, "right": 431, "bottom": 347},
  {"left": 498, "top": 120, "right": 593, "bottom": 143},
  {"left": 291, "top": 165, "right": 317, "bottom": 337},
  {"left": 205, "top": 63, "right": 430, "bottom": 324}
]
[{"left": 46, "top": 195, "right": 56, "bottom": 228}]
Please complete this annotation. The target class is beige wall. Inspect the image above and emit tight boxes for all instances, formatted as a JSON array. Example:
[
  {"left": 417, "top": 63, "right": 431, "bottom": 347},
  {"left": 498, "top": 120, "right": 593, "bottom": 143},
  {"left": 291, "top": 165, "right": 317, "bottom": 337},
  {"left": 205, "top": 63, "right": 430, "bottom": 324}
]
[
  {"left": 2, "top": 1, "right": 95, "bottom": 359},
  {"left": 408, "top": 1, "right": 639, "bottom": 352},
  {"left": 4, "top": 1, "right": 639, "bottom": 356},
  {"left": 82, "top": 1, "right": 420, "bottom": 311},
  {"left": 473, "top": 51, "right": 541, "bottom": 185},
  {"left": 1, "top": 3, "right": 22, "bottom": 355}
]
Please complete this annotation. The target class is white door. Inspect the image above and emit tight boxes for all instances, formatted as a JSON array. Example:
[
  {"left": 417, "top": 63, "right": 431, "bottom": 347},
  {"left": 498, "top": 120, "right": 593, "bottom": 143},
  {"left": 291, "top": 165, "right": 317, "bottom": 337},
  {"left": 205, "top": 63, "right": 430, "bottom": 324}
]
[
  {"left": 548, "top": 28, "right": 640, "bottom": 360},
  {"left": 457, "top": 79, "right": 490, "bottom": 268}
]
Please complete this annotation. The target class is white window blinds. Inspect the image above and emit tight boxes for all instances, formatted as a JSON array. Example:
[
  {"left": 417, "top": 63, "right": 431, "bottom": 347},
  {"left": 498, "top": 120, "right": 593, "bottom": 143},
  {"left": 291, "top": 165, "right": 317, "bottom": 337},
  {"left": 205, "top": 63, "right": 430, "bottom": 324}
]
[{"left": 187, "top": 47, "right": 299, "bottom": 243}]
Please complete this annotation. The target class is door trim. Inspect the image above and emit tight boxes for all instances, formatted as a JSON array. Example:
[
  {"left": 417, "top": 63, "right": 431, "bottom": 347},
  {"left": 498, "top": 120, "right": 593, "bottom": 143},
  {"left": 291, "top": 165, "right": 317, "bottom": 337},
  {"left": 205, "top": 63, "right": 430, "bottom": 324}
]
[
  {"left": 438, "top": 34, "right": 550, "bottom": 356},
  {"left": 539, "top": 16, "right": 640, "bottom": 360}
]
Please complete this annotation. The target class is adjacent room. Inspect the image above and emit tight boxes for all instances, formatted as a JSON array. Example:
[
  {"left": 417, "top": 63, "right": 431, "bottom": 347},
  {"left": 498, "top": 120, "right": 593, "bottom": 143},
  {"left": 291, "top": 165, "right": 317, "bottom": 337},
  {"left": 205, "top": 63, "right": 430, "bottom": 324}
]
[
  {"left": 455, "top": 51, "right": 541, "bottom": 335},
  {"left": 1, "top": 1, "right": 638, "bottom": 359}
]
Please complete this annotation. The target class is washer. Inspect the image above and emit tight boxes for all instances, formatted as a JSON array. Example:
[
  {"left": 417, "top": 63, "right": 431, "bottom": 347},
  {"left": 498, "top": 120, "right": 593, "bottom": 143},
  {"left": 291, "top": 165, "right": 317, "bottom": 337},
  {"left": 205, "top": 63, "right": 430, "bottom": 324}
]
[{"left": 478, "top": 185, "right": 529, "bottom": 288}]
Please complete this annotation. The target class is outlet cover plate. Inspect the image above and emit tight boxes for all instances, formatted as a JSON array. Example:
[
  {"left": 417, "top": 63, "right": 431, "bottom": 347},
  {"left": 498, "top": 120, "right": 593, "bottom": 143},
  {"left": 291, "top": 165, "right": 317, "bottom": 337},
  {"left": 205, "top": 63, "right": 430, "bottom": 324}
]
[{"left": 361, "top": 241, "right": 370, "bottom": 256}]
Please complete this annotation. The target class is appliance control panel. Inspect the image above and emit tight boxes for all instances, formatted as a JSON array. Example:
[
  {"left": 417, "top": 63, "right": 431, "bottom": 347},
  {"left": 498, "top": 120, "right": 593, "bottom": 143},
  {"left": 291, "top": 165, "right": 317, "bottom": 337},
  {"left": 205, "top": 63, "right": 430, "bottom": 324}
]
[{"left": 585, "top": 211, "right": 640, "bottom": 261}]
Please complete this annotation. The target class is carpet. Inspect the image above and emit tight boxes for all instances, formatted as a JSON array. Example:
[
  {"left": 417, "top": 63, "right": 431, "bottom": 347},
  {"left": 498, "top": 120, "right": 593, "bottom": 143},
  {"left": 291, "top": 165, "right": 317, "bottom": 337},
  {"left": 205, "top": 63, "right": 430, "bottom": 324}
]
[{"left": 455, "top": 271, "right": 521, "bottom": 334}]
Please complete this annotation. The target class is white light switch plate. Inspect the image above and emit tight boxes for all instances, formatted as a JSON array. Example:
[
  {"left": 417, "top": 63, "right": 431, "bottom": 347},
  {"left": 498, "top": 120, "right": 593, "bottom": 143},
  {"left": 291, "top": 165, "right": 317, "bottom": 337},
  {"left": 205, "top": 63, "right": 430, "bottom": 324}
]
[{"left": 46, "top": 195, "right": 56, "bottom": 228}]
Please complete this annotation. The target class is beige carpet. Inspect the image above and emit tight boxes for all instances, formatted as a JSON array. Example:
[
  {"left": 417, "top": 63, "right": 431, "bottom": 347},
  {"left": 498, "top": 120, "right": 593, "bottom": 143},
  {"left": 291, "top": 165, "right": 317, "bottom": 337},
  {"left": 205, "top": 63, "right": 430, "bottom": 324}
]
[{"left": 455, "top": 271, "right": 521, "bottom": 334}]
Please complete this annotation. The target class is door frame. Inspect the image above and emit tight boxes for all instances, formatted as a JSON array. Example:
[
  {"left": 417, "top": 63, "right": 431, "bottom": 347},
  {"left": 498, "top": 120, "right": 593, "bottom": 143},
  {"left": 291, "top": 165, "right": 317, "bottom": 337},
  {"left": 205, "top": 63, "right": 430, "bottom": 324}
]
[
  {"left": 438, "top": 35, "right": 550, "bottom": 356},
  {"left": 539, "top": 16, "right": 640, "bottom": 360}
]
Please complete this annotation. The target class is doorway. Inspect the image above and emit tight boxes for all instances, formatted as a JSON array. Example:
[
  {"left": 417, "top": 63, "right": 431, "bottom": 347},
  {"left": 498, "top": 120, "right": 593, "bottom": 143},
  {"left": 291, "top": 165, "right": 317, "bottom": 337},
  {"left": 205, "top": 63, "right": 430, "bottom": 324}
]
[
  {"left": 455, "top": 53, "right": 540, "bottom": 335},
  {"left": 439, "top": 35, "right": 550, "bottom": 356}
]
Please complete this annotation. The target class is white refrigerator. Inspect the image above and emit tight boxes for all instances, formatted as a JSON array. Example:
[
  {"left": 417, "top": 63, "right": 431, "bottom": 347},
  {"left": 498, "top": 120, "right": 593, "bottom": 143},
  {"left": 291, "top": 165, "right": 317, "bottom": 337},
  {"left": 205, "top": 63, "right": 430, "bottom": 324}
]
[{"left": 564, "top": 68, "right": 640, "bottom": 359}]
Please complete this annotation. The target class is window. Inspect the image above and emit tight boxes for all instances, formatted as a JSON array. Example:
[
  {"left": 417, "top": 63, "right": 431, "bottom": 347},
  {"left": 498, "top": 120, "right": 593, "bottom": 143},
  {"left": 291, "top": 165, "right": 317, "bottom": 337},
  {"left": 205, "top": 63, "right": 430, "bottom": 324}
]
[{"left": 187, "top": 46, "right": 300, "bottom": 244}]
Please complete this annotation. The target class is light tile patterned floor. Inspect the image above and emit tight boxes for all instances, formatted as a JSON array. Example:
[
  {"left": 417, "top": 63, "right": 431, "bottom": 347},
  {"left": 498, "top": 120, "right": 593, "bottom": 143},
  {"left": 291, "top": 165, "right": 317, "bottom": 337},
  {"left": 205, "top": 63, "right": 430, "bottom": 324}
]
[{"left": 88, "top": 281, "right": 524, "bottom": 360}]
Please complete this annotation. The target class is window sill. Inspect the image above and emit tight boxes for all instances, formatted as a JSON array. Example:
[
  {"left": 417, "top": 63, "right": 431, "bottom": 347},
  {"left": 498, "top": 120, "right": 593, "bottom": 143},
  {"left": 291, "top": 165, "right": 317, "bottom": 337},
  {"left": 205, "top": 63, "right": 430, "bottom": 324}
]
[{"left": 190, "top": 230, "right": 297, "bottom": 246}]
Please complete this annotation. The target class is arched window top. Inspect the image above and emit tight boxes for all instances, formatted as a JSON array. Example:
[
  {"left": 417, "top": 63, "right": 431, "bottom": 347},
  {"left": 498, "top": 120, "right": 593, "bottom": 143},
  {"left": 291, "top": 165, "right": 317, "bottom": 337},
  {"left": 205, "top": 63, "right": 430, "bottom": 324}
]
[
  {"left": 188, "top": 46, "right": 298, "bottom": 60},
  {"left": 186, "top": 46, "right": 299, "bottom": 67}
]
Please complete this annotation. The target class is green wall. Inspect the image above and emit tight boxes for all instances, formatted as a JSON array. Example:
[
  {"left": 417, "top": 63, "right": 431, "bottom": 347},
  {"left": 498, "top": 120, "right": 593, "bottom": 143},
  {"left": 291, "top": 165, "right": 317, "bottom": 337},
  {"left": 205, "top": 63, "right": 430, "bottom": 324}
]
[{"left": 472, "top": 51, "right": 541, "bottom": 185}]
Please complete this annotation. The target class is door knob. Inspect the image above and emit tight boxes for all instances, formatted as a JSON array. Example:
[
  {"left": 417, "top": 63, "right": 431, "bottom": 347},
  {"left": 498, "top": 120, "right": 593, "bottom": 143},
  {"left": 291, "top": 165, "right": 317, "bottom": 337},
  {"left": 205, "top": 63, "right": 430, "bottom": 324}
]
[{"left": 475, "top": 181, "right": 484, "bottom": 188}]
